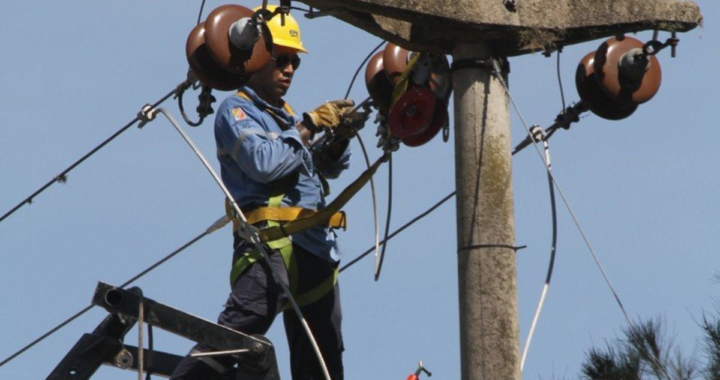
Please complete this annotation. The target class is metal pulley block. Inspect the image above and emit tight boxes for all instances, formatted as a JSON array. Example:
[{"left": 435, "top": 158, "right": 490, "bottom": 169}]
[
  {"left": 185, "top": 4, "right": 272, "bottom": 90},
  {"left": 400, "top": 99, "right": 448, "bottom": 147},
  {"left": 388, "top": 87, "right": 437, "bottom": 139},
  {"left": 365, "top": 42, "right": 452, "bottom": 147}
]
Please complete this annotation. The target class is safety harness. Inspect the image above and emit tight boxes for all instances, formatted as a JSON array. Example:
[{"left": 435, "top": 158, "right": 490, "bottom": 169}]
[{"left": 225, "top": 90, "right": 363, "bottom": 309}]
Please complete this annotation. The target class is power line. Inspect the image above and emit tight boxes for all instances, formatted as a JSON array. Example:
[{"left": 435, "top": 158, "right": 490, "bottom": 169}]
[
  {"left": 0, "top": 217, "right": 225, "bottom": 367},
  {"left": 0, "top": 83, "right": 189, "bottom": 225}
]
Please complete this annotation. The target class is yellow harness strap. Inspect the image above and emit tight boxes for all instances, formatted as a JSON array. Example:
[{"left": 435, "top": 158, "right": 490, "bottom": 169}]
[
  {"left": 258, "top": 153, "right": 387, "bottom": 243},
  {"left": 244, "top": 207, "right": 347, "bottom": 230}
]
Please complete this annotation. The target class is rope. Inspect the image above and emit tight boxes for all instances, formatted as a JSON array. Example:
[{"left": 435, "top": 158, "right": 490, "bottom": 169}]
[
  {"left": 490, "top": 59, "right": 631, "bottom": 325},
  {"left": 0, "top": 83, "right": 189, "bottom": 225},
  {"left": 0, "top": 217, "right": 227, "bottom": 367}
]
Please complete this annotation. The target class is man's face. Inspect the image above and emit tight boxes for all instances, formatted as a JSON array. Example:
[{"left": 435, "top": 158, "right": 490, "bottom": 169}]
[{"left": 247, "top": 46, "right": 301, "bottom": 104}]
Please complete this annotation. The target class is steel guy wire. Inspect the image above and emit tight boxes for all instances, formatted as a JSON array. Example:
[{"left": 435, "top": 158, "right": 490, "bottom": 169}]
[
  {"left": 0, "top": 215, "right": 229, "bottom": 368},
  {"left": 0, "top": 83, "right": 188, "bottom": 225},
  {"left": 490, "top": 59, "right": 632, "bottom": 325},
  {"left": 150, "top": 107, "right": 332, "bottom": 380}
]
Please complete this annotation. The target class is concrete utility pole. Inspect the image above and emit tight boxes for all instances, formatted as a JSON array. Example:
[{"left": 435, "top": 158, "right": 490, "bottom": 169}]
[
  {"left": 297, "top": 0, "right": 702, "bottom": 379},
  {"left": 452, "top": 42, "right": 519, "bottom": 379}
]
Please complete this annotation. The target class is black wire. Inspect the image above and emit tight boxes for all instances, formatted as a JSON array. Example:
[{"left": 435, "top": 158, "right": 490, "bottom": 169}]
[
  {"left": 556, "top": 49, "right": 566, "bottom": 113},
  {"left": 341, "top": 191, "right": 455, "bottom": 273},
  {"left": 341, "top": 135, "right": 528, "bottom": 272},
  {"left": 196, "top": 0, "right": 207, "bottom": 25},
  {"left": 543, "top": 142, "right": 558, "bottom": 285},
  {"left": 344, "top": 40, "right": 386, "bottom": 100},
  {"left": 0, "top": 229, "right": 209, "bottom": 367},
  {"left": 0, "top": 87, "right": 180, "bottom": 225},
  {"left": 374, "top": 154, "right": 392, "bottom": 281}
]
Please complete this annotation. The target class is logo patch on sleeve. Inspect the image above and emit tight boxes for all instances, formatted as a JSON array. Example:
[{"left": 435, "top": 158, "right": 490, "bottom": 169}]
[{"left": 232, "top": 107, "right": 247, "bottom": 121}]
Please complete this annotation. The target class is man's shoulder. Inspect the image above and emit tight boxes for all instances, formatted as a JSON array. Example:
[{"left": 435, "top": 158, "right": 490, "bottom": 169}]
[{"left": 217, "top": 93, "right": 263, "bottom": 124}]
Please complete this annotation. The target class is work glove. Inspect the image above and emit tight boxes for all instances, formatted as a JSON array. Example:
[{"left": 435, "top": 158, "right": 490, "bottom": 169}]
[{"left": 303, "top": 99, "right": 355, "bottom": 132}]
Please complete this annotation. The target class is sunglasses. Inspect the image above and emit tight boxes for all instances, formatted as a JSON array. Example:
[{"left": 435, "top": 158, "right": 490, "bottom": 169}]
[{"left": 273, "top": 54, "right": 301, "bottom": 70}]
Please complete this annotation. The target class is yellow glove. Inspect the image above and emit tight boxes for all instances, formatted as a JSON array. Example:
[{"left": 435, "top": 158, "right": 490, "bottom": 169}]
[{"left": 303, "top": 99, "right": 355, "bottom": 132}]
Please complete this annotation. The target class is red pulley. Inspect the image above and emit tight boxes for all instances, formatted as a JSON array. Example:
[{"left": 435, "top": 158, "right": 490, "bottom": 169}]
[
  {"left": 401, "top": 98, "right": 448, "bottom": 147},
  {"left": 383, "top": 42, "right": 410, "bottom": 85},
  {"left": 186, "top": 22, "right": 246, "bottom": 91},
  {"left": 388, "top": 87, "right": 437, "bottom": 139},
  {"left": 576, "top": 51, "right": 638, "bottom": 121},
  {"left": 594, "top": 36, "right": 662, "bottom": 104},
  {"left": 365, "top": 51, "right": 394, "bottom": 114},
  {"left": 204, "top": 4, "right": 270, "bottom": 75}
]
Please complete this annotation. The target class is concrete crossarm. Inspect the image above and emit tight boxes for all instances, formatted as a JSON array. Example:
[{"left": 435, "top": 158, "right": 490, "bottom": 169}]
[{"left": 297, "top": 0, "right": 703, "bottom": 55}]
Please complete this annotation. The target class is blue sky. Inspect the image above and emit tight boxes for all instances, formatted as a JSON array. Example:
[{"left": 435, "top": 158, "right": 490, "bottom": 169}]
[{"left": 1, "top": 1, "right": 718, "bottom": 379}]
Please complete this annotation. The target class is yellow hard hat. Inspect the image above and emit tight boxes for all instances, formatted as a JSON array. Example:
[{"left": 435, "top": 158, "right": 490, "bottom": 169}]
[{"left": 254, "top": 5, "right": 308, "bottom": 54}]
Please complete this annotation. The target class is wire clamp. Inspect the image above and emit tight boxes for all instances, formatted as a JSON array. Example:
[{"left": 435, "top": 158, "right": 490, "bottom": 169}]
[
  {"left": 529, "top": 125, "right": 546, "bottom": 143},
  {"left": 137, "top": 104, "right": 157, "bottom": 129}
]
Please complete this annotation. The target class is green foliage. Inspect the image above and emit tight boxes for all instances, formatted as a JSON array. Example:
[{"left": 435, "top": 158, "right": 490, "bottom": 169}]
[{"left": 580, "top": 319, "right": 699, "bottom": 380}]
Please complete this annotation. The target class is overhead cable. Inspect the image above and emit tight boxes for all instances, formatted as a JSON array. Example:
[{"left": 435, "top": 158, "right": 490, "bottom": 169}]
[
  {"left": 0, "top": 82, "right": 192, "bottom": 225},
  {"left": 0, "top": 215, "right": 228, "bottom": 368},
  {"left": 490, "top": 59, "right": 631, "bottom": 325},
  {"left": 148, "top": 107, "right": 333, "bottom": 380}
]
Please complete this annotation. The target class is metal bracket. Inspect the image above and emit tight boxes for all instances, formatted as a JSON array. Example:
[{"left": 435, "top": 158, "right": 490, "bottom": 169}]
[{"left": 48, "top": 282, "right": 281, "bottom": 379}]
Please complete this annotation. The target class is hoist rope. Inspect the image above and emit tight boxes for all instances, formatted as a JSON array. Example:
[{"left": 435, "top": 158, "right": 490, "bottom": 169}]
[
  {"left": 0, "top": 85, "right": 187, "bottom": 225},
  {"left": 490, "top": 59, "right": 631, "bottom": 330},
  {"left": 0, "top": 216, "right": 228, "bottom": 368},
  {"left": 150, "top": 107, "right": 332, "bottom": 380}
]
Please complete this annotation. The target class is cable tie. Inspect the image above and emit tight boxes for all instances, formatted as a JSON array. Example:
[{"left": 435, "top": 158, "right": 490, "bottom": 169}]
[
  {"left": 137, "top": 104, "right": 157, "bottom": 129},
  {"left": 458, "top": 244, "right": 527, "bottom": 253}
]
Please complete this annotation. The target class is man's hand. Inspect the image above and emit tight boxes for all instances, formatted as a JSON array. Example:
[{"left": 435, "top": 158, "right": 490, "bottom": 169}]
[{"left": 303, "top": 99, "right": 355, "bottom": 132}]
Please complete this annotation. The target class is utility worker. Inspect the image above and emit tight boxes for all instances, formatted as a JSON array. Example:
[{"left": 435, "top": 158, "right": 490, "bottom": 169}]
[{"left": 170, "top": 5, "right": 352, "bottom": 380}]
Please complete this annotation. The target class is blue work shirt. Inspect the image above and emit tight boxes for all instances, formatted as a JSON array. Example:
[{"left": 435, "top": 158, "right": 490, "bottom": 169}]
[{"left": 215, "top": 86, "right": 351, "bottom": 263}]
